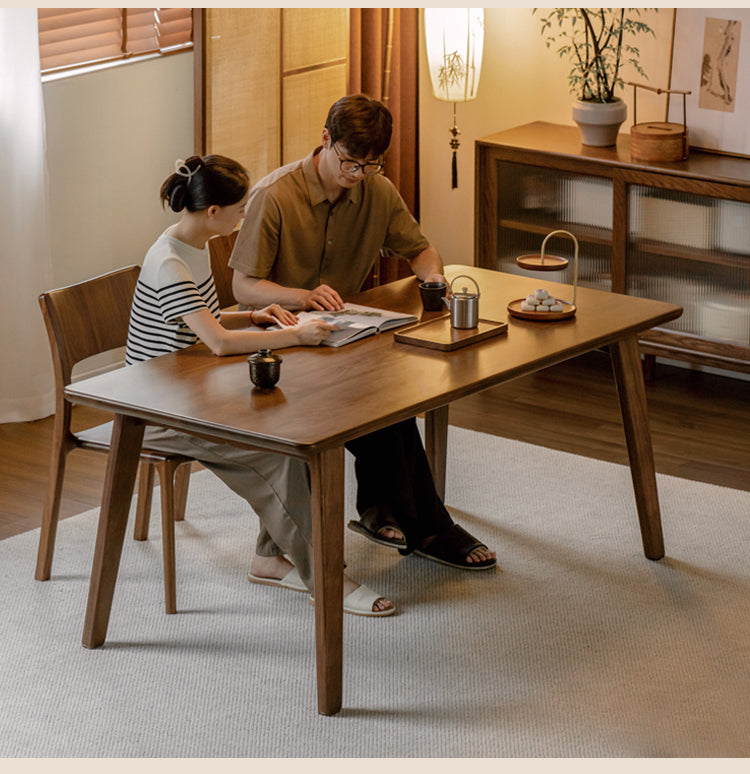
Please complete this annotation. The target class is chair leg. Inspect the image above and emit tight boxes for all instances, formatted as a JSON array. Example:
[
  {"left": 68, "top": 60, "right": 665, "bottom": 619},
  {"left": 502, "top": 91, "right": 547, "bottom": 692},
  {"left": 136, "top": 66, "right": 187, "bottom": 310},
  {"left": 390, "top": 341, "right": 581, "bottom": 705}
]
[
  {"left": 157, "top": 460, "right": 179, "bottom": 614},
  {"left": 133, "top": 462, "right": 155, "bottom": 541},
  {"left": 173, "top": 462, "right": 191, "bottom": 522},
  {"left": 35, "top": 445, "right": 69, "bottom": 581}
]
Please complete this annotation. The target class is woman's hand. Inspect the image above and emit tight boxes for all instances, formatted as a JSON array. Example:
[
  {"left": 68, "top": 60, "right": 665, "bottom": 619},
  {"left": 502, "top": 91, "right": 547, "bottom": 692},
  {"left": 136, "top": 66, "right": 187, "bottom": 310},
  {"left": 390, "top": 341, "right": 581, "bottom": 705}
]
[
  {"left": 293, "top": 319, "right": 336, "bottom": 346},
  {"left": 252, "top": 303, "right": 297, "bottom": 326}
]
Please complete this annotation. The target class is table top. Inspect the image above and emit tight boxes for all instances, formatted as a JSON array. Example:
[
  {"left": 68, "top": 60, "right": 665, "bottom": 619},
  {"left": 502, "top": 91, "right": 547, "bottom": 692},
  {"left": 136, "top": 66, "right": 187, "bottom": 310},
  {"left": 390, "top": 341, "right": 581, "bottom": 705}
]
[{"left": 66, "top": 266, "right": 681, "bottom": 456}]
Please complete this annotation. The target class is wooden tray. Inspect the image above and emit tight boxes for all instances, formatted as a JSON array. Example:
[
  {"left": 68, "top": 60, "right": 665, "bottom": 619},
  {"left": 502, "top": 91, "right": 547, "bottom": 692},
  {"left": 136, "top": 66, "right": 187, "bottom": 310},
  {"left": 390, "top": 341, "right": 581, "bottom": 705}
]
[
  {"left": 394, "top": 314, "right": 508, "bottom": 351},
  {"left": 507, "top": 298, "right": 576, "bottom": 322}
]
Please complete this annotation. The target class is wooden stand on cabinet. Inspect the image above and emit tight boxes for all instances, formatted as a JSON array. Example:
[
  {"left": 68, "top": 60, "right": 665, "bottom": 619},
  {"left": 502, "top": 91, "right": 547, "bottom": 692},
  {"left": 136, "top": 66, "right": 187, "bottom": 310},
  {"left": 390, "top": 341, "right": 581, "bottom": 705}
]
[{"left": 475, "top": 122, "right": 750, "bottom": 376}]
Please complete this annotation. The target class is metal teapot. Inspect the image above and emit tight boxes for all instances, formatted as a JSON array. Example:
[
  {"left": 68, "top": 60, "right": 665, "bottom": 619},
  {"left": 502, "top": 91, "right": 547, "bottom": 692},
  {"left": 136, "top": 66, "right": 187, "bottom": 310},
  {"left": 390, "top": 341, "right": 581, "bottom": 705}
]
[{"left": 443, "top": 275, "right": 480, "bottom": 329}]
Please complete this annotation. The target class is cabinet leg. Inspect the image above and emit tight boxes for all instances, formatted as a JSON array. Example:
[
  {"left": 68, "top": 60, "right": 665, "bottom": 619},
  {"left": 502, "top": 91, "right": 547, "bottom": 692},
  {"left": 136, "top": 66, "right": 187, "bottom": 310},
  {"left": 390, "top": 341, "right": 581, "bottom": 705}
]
[{"left": 642, "top": 353, "right": 656, "bottom": 383}]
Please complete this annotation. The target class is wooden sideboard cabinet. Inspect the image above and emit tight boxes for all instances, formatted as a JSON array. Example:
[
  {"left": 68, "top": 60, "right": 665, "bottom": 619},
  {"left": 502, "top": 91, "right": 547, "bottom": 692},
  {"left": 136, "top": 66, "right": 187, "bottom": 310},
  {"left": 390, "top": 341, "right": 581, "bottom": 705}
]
[{"left": 475, "top": 121, "right": 750, "bottom": 374}]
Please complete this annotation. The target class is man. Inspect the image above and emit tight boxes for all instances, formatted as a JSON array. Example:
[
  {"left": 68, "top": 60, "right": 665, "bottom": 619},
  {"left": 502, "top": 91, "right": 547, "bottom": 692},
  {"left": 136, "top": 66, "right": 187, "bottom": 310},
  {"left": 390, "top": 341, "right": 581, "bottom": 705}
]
[{"left": 230, "top": 93, "right": 496, "bottom": 574}]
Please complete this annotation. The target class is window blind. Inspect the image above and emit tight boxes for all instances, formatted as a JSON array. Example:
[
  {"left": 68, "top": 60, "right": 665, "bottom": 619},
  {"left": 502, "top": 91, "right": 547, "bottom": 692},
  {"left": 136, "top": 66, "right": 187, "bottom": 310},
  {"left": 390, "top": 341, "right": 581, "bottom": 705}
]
[{"left": 38, "top": 8, "right": 192, "bottom": 73}]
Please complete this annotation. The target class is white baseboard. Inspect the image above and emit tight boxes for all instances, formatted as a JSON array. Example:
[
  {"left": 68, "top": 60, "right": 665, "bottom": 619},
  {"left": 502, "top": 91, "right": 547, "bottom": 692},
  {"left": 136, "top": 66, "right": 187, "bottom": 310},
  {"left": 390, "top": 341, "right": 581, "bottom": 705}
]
[{"left": 655, "top": 356, "right": 750, "bottom": 382}]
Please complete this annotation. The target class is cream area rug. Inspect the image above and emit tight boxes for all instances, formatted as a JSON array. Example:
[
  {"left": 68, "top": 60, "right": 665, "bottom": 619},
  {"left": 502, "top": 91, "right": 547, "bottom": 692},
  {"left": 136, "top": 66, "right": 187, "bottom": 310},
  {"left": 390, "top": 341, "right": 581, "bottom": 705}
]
[{"left": 2, "top": 423, "right": 750, "bottom": 758}]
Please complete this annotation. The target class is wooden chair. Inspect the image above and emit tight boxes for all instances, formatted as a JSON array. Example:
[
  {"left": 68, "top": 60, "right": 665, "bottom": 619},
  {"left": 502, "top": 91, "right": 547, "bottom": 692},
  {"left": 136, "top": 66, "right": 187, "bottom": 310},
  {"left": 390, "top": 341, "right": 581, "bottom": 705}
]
[
  {"left": 36, "top": 265, "right": 193, "bottom": 614},
  {"left": 208, "top": 230, "right": 239, "bottom": 309}
]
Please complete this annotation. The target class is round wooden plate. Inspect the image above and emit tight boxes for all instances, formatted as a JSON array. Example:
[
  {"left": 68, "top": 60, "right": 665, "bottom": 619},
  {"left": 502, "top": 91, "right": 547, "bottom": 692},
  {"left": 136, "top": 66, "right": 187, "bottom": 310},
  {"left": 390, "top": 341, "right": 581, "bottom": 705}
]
[
  {"left": 516, "top": 254, "right": 569, "bottom": 271},
  {"left": 507, "top": 298, "right": 577, "bottom": 321}
]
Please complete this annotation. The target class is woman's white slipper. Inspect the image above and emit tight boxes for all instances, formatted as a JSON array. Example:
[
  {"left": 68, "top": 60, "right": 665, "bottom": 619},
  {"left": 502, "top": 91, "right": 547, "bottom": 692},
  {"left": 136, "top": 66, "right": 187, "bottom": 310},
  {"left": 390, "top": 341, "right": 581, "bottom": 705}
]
[
  {"left": 247, "top": 565, "right": 307, "bottom": 592},
  {"left": 309, "top": 584, "right": 396, "bottom": 617}
]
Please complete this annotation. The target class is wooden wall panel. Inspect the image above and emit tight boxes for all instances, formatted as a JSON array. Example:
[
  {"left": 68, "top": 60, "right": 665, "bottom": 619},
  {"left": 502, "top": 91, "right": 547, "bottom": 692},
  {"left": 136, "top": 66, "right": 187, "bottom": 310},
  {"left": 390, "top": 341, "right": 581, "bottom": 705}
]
[
  {"left": 281, "top": 8, "right": 348, "bottom": 165},
  {"left": 203, "top": 8, "right": 281, "bottom": 181},
  {"left": 282, "top": 65, "right": 348, "bottom": 164},
  {"left": 200, "top": 8, "right": 348, "bottom": 178},
  {"left": 282, "top": 8, "right": 347, "bottom": 72}
]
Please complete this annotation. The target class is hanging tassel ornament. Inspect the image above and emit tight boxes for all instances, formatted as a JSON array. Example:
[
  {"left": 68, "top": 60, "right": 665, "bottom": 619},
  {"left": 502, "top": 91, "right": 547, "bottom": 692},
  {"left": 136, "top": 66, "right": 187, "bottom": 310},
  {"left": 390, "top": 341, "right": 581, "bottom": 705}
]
[{"left": 449, "top": 103, "right": 460, "bottom": 189}]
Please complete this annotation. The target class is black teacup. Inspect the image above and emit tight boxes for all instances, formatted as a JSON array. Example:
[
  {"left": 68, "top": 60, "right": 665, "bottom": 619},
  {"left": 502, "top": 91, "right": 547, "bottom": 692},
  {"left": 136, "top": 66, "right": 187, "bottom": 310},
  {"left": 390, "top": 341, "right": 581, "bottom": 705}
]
[
  {"left": 248, "top": 349, "right": 282, "bottom": 389},
  {"left": 419, "top": 281, "right": 447, "bottom": 311}
]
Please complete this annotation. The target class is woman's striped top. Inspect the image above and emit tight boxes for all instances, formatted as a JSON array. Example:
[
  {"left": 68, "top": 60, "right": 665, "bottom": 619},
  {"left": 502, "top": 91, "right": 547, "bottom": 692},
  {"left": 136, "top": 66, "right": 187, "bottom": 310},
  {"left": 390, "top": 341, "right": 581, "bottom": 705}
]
[{"left": 125, "top": 231, "right": 220, "bottom": 365}]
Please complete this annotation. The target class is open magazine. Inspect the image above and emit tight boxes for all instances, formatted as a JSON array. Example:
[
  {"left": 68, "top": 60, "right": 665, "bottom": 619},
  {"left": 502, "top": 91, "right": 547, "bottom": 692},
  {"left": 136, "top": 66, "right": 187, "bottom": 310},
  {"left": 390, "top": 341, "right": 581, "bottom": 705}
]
[{"left": 276, "top": 303, "right": 418, "bottom": 347}]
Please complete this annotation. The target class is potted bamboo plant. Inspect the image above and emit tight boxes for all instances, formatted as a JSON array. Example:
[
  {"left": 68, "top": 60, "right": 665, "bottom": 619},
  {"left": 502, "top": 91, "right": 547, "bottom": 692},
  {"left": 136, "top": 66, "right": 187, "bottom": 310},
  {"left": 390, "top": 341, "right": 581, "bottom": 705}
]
[{"left": 535, "top": 8, "right": 656, "bottom": 146}]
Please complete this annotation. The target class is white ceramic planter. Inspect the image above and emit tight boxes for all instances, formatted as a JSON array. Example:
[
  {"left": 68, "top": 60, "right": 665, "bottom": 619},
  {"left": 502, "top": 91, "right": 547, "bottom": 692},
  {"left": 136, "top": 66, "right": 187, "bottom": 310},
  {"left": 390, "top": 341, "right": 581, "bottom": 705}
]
[{"left": 571, "top": 99, "right": 627, "bottom": 147}]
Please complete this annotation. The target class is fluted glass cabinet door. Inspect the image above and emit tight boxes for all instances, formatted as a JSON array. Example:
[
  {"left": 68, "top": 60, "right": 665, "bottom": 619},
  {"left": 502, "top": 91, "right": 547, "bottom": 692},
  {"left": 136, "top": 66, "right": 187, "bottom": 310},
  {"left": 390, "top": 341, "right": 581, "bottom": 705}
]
[
  {"left": 475, "top": 122, "right": 750, "bottom": 374},
  {"left": 628, "top": 186, "right": 750, "bottom": 346},
  {"left": 494, "top": 161, "right": 612, "bottom": 291}
]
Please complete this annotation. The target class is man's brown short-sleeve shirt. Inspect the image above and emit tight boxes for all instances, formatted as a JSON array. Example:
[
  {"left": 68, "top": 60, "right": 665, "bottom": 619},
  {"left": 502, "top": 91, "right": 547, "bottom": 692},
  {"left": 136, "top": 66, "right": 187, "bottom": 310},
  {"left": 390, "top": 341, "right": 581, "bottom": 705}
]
[{"left": 229, "top": 148, "right": 430, "bottom": 297}]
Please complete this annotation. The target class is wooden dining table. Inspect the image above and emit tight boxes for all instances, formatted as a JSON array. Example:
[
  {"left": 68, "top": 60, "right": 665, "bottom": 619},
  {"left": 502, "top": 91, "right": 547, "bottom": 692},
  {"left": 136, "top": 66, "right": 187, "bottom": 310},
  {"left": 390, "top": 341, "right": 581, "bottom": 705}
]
[{"left": 65, "top": 265, "right": 681, "bottom": 716}]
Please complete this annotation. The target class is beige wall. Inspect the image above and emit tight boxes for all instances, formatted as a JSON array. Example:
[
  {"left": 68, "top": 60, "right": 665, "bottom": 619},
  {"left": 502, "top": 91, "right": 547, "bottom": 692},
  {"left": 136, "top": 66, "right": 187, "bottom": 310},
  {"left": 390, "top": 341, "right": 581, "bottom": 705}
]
[
  {"left": 43, "top": 52, "right": 193, "bottom": 287},
  {"left": 418, "top": 7, "right": 675, "bottom": 266}
]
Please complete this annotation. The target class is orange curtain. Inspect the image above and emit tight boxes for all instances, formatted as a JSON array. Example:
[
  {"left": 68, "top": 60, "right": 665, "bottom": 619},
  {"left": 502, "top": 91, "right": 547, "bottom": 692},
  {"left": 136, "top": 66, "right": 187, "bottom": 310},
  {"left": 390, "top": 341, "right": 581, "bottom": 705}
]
[
  {"left": 350, "top": 8, "right": 419, "bottom": 285},
  {"left": 349, "top": 8, "right": 418, "bottom": 216}
]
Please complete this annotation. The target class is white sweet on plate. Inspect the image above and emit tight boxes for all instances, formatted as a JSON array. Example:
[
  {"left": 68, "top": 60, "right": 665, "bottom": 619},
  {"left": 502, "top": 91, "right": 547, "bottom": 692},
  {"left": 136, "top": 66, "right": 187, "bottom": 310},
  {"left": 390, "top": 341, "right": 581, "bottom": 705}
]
[{"left": 518, "top": 287, "right": 567, "bottom": 314}]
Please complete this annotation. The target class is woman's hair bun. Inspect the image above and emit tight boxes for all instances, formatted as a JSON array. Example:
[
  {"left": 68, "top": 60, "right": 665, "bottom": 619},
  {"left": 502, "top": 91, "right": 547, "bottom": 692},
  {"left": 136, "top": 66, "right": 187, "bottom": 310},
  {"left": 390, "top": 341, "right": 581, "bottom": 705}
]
[
  {"left": 160, "top": 154, "right": 249, "bottom": 213},
  {"left": 167, "top": 185, "right": 187, "bottom": 212},
  {"left": 161, "top": 157, "right": 198, "bottom": 212}
]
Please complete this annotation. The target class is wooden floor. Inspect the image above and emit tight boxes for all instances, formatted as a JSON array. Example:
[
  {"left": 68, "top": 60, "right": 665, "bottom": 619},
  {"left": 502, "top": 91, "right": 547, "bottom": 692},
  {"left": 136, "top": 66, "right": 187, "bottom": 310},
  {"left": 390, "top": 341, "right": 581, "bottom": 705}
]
[{"left": 2, "top": 350, "right": 748, "bottom": 543}]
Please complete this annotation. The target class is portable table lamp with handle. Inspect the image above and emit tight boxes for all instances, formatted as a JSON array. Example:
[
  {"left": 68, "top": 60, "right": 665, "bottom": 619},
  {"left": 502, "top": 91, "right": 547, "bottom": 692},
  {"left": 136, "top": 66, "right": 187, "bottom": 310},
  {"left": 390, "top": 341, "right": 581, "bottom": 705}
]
[{"left": 508, "top": 230, "right": 580, "bottom": 321}]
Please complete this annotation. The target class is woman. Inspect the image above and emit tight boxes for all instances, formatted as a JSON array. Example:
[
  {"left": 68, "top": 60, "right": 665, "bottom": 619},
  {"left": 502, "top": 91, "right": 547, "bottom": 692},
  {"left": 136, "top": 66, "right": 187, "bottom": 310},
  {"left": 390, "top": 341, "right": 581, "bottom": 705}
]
[{"left": 125, "top": 154, "right": 394, "bottom": 616}]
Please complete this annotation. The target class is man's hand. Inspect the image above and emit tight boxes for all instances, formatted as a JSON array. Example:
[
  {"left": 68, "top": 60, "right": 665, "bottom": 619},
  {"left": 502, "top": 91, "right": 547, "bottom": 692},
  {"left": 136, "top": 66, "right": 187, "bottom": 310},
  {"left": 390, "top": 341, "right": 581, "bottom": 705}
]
[
  {"left": 409, "top": 245, "right": 446, "bottom": 288},
  {"left": 423, "top": 271, "right": 448, "bottom": 287},
  {"left": 303, "top": 284, "right": 344, "bottom": 311}
]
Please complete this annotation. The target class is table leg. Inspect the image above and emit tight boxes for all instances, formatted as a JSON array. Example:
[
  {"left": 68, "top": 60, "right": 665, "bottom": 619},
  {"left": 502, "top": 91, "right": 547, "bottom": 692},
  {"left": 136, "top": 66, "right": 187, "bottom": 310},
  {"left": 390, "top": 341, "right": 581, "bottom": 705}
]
[
  {"left": 424, "top": 404, "right": 449, "bottom": 500},
  {"left": 609, "top": 337, "right": 665, "bottom": 560},
  {"left": 309, "top": 445, "right": 345, "bottom": 716},
  {"left": 82, "top": 414, "right": 145, "bottom": 648}
]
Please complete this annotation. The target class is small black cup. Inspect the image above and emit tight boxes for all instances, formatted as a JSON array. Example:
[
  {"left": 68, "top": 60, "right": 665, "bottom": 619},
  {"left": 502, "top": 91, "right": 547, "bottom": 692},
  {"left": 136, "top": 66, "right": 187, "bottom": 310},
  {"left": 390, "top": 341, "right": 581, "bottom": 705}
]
[
  {"left": 248, "top": 349, "right": 282, "bottom": 389},
  {"left": 419, "top": 281, "right": 447, "bottom": 311}
]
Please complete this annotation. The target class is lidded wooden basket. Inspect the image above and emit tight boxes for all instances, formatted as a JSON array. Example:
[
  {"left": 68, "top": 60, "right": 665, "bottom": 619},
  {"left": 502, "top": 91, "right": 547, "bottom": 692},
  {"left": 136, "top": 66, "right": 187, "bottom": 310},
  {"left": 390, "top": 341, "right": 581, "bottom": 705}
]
[{"left": 628, "top": 82, "right": 691, "bottom": 163}]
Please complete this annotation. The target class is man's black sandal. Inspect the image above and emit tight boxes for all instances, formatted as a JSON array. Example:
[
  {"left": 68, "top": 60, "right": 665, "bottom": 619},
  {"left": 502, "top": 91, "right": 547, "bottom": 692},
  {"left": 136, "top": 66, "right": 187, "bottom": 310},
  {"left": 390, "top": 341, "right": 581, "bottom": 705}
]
[
  {"left": 347, "top": 505, "right": 407, "bottom": 549},
  {"left": 412, "top": 524, "right": 496, "bottom": 571}
]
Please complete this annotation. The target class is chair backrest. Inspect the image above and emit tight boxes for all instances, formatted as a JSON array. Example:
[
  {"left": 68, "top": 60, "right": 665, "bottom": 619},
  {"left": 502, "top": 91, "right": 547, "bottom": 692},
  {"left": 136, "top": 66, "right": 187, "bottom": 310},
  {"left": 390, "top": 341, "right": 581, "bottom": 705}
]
[
  {"left": 208, "top": 230, "right": 239, "bottom": 309},
  {"left": 39, "top": 265, "right": 141, "bottom": 390}
]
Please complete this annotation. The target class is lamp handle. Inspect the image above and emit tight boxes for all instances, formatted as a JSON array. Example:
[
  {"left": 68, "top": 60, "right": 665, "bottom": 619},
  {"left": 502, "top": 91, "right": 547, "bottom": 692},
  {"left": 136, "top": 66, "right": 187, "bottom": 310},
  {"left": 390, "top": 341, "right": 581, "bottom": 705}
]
[{"left": 540, "top": 230, "right": 579, "bottom": 306}]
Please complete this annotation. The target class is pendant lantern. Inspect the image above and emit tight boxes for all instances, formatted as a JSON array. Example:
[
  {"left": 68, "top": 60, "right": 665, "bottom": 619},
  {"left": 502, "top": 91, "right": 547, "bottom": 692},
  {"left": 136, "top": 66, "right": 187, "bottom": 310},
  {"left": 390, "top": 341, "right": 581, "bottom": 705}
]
[{"left": 424, "top": 8, "right": 484, "bottom": 188}]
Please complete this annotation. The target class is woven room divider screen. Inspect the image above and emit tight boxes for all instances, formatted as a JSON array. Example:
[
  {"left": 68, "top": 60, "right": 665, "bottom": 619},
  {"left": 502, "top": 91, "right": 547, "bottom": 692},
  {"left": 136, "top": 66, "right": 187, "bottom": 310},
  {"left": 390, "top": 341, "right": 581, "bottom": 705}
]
[
  {"left": 194, "top": 7, "right": 419, "bottom": 288},
  {"left": 195, "top": 8, "right": 348, "bottom": 180}
]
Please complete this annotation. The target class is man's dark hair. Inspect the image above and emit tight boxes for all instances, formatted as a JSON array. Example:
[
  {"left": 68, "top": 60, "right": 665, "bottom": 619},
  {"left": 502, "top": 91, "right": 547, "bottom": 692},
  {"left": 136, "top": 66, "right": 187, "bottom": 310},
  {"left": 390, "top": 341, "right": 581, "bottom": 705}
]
[{"left": 325, "top": 93, "right": 393, "bottom": 158}]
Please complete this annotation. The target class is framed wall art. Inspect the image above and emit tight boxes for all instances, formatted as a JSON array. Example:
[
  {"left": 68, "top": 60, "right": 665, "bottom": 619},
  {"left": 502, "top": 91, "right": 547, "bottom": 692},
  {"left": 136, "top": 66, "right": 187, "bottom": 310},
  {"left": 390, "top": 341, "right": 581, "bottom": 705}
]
[{"left": 668, "top": 8, "right": 750, "bottom": 157}]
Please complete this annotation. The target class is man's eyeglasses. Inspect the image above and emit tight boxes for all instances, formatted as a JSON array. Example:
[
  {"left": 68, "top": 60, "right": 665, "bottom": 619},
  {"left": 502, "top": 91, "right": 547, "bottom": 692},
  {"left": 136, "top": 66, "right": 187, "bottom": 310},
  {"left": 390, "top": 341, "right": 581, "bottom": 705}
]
[{"left": 332, "top": 143, "right": 383, "bottom": 176}]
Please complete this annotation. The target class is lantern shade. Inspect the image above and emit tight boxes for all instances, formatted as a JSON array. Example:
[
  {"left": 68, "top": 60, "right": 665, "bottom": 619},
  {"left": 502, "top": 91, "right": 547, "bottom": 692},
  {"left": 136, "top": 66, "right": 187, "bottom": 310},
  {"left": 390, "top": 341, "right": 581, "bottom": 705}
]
[{"left": 424, "top": 8, "right": 484, "bottom": 103}]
